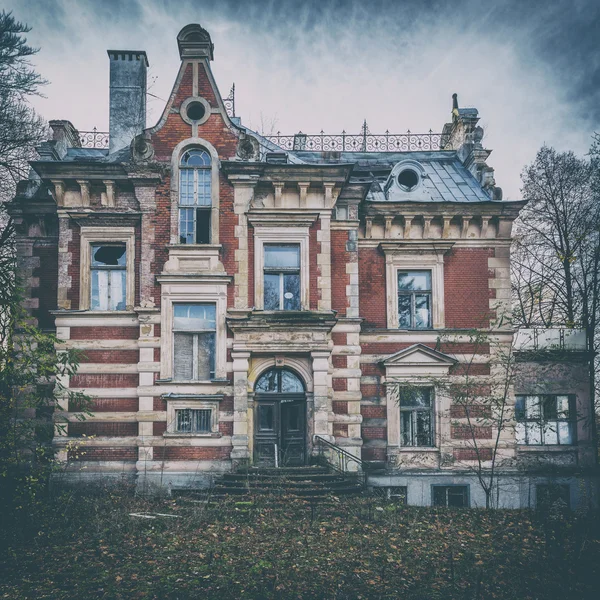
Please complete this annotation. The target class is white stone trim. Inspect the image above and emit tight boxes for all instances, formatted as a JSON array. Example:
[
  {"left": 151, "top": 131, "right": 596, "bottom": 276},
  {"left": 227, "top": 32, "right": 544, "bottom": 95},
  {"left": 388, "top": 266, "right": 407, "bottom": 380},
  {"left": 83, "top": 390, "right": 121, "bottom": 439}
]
[
  {"left": 159, "top": 278, "right": 228, "bottom": 381},
  {"left": 170, "top": 137, "right": 221, "bottom": 245},
  {"left": 79, "top": 227, "right": 135, "bottom": 311},
  {"left": 384, "top": 249, "right": 445, "bottom": 330},
  {"left": 253, "top": 226, "right": 310, "bottom": 310}
]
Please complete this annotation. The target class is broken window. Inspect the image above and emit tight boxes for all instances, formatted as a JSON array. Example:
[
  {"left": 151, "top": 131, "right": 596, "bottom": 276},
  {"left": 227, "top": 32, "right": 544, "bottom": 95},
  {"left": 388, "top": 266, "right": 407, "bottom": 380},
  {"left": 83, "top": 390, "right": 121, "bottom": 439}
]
[
  {"left": 515, "top": 395, "right": 575, "bottom": 445},
  {"left": 433, "top": 485, "right": 469, "bottom": 508},
  {"left": 90, "top": 244, "right": 126, "bottom": 310},
  {"left": 263, "top": 245, "right": 301, "bottom": 310},
  {"left": 398, "top": 271, "right": 432, "bottom": 329},
  {"left": 173, "top": 304, "right": 216, "bottom": 380},
  {"left": 400, "top": 387, "right": 434, "bottom": 447},
  {"left": 175, "top": 408, "right": 212, "bottom": 434},
  {"left": 179, "top": 148, "right": 212, "bottom": 244}
]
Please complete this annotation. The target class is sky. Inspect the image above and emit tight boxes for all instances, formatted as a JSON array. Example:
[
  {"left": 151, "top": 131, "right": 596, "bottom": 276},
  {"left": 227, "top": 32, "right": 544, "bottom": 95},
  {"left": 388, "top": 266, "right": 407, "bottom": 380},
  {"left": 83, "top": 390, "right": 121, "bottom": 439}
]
[{"left": 4, "top": 0, "right": 600, "bottom": 200}]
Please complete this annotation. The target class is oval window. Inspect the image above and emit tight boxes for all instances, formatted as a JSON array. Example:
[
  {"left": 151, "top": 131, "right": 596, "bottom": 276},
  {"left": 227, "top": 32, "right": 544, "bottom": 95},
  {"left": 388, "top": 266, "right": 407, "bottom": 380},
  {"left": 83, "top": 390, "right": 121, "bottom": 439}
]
[
  {"left": 186, "top": 101, "right": 207, "bottom": 121},
  {"left": 397, "top": 168, "right": 419, "bottom": 192}
]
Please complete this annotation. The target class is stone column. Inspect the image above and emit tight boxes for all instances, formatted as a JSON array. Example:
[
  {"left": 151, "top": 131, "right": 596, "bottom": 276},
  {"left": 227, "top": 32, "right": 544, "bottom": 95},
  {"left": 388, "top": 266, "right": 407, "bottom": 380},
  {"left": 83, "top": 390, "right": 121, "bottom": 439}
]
[
  {"left": 231, "top": 350, "right": 251, "bottom": 462},
  {"left": 133, "top": 182, "right": 158, "bottom": 308},
  {"left": 312, "top": 350, "right": 332, "bottom": 442}
]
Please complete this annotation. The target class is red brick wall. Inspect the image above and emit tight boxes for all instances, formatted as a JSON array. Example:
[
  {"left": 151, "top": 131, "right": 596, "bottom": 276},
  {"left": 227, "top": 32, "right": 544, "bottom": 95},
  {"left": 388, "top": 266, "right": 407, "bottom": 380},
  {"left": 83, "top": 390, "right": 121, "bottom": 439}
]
[
  {"left": 332, "top": 401, "right": 348, "bottom": 414},
  {"left": 84, "top": 398, "right": 139, "bottom": 412},
  {"left": 79, "top": 350, "right": 139, "bottom": 364},
  {"left": 154, "top": 447, "right": 231, "bottom": 460},
  {"left": 453, "top": 448, "right": 493, "bottom": 461},
  {"left": 309, "top": 219, "right": 320, "bottom": 309},
  {"left": 331, "top": 230, "right": 350, "bottom": 316},
  {"left": 333, "top": 424, "right": 348, "bottom": 437},
  {"left": 68, "top": 448, "right": 137, "bottom": 461},
  {"left": 70, "top": 326, "right": 138, "bottom": 340},
  {"left": 332, "top": 355, "right": 347, "bottom": 369},
  {"left": 444, "top": 248, "right": 494, "bottom": 328},
  {"left": 358, "top": 247, "right": 386, "bottom": 328},
  {"left": 361, "top": 405, "right": 386, "bottom": 419},
  {"left": 68, "top": 423, "right": 137, "bottom": 437},
  {"left": 67, "top": 223, "right": 81, "bottom": 309},
  {"left": 451, "top": 425, "right": 492, "bottom": 439},
  {"left": 450, "top": 404, "right": 492, "bottom": 419},
  {"left": 70, "top": 374, "right": 139, "bottom": 388}
]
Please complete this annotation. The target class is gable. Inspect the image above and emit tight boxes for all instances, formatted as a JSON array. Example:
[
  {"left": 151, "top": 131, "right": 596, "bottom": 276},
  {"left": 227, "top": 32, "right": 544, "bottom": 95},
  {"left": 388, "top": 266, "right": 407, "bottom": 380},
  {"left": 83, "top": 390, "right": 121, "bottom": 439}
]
[{"left": 382, "top": 343, "right": 456, "bottom": 379}]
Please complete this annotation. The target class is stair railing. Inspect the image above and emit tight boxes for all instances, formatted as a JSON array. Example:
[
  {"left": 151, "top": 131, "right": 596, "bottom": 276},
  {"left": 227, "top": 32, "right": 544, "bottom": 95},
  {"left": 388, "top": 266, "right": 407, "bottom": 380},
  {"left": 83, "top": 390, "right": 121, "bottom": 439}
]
[{"left": 314, "top": 435, "right": 366, "bottom": 486}]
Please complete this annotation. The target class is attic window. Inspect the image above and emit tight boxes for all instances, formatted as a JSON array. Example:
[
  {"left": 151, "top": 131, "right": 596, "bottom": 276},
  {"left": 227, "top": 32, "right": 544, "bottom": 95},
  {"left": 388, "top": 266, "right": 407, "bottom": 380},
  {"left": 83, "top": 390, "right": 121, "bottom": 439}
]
[
  {"left": 186, "top": 101, "right": 207, "bottom": 121},
  {"left": 397, "top": 168, "right": 419, "bottom": 192}
]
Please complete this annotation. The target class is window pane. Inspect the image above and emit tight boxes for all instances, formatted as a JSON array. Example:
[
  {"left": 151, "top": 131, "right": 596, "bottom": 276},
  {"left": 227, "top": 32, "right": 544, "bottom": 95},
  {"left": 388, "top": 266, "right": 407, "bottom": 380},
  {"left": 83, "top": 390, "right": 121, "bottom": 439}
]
[
  {"left": 416, "top": 411, "right": 432, "bottom": 446},
  {"left": 181, "top": 149, "right": 211, "bottom": 167},
  {"left": 543, "top": 421, "right": 558, "bottom": 445},
  {"left": 197, "top": 332, "right": 215, "bottom": 380},
  {"left": 526, "top": 422, "right": 542, "bottom": 445},
  {"left": 264, "top": 245, "right": 300, "bottom": 268},
  {"left": 447, "top": 487, "right": 468, "bottom": 508},
  {"left": 264, "top": 273, "right": 280, "bottom": 310},
  {"left": 109, "top": 270, "right": 126, "bottom": 310},
  {"left": 556, "top": 395, "right": 570, "bottom": 419},
  {"left": 281, "top": 370, "right": 304, "bottom": 392},
  {"left": 174, "top": 304, "right": 216, "bottom": 330},
  {"left": 196, "top": 169, "right": 211, "bottom": 206},
  {"left": 558, "top": 421, "right": 573, "bottom": 445},
  {"left": 176, "top": 408, "right": 192, "bottom": 432},
  {"left": 515, "top": 396, "right": 526, "bottom": 421},
  {"left": 400, "top": 412, "right": 413, "bottom": 446},
  {"left": 283, "top": 273, "right": 300, "bottom": 310},
  {"left": 179, "top": 208, "right": 195, "bottom": 244},
  {"left": 196, "top": 207, "right": 211, "bottom": 244},
  {"left": 255, "top": 369, "right": 278, "bottom": 393},
  {"left": 92, "top": 244, "right": 126, "bottom": 267},
  {"left": 398, "top": 271, "right": 431, "bottom": 291},
  {"left": 174, "top": 332, "right": 194, "bottom": 380},
  {"left": 432, "top": 487, "right": 446, "bottom": 506},
  {"left": 91, "top": 270, "right": 109, "bottom": 310},
  {"left": 189, "top": 409, "right": 211, "bottom": 433},
  {"left": 516, "top": 422, "right": 526, "bottom": 444},
  {"left": 259, "top": 405, "right": 274, "bottom": 430},
  {"left": 525, "top": 396, "right": 541, "bottom": 419},
  {"left": 542, "top": 396, "right": 558, "bottom": 420},
  {"left": 414, "top": 294, "right": 431, "bottom": 328},
  {"left": 401, "top": 388, "right": 431, "bottom": 407},
  {"left": 179, "top": 169, "right": 195, "bottom": 205},
  {"left": 398, "top": 295, "right": 412, "bottom": 328}
]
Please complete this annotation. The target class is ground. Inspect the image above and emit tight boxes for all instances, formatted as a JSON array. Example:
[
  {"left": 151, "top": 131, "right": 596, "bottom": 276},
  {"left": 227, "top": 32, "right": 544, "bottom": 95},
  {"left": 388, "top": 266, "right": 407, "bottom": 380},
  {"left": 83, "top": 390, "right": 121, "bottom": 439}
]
[{"left": 1, "top": 487, "right": 599, "bottom": 600}]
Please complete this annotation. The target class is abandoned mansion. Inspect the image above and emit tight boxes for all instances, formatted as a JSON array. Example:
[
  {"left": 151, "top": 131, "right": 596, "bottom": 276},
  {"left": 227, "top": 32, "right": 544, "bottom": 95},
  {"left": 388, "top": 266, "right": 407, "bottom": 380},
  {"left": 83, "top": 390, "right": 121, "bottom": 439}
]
[{"left": 9, "top": 24, "right": 598, "bottom": 509}]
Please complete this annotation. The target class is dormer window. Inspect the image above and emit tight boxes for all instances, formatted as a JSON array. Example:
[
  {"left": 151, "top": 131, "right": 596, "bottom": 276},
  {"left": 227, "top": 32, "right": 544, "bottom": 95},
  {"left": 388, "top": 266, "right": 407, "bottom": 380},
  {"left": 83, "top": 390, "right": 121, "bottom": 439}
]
[
  {"left": 179, "top": 148, "right": 212, "bottom": 244},
  {"left": 397, "top": 168, "right": 419, "bottom": 192}
]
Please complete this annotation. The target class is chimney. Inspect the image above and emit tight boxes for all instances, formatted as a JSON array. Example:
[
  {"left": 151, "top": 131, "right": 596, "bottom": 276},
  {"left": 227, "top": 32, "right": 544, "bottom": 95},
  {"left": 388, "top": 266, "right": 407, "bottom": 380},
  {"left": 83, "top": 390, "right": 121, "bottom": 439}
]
[{"left": 107, "top": 50, "right": 149, "bottom": 154}]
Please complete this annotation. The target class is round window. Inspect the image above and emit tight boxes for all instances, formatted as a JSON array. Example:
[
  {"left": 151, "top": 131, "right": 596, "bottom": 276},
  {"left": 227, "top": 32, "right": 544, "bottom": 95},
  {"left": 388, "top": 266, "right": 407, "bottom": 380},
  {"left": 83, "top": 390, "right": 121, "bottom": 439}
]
[
  {"left": 397, "top": 168, "right": 419, "bottom": 192},
  {"left": 185, "top": 101, "right": 207, "bottom": 121}
]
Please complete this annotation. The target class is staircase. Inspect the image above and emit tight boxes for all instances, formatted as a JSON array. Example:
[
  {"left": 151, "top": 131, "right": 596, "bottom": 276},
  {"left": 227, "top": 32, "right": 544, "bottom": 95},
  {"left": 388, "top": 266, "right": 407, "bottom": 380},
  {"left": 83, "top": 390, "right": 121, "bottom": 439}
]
[{"left": 208, "top": 465, "right": 363, "bottom": 501}]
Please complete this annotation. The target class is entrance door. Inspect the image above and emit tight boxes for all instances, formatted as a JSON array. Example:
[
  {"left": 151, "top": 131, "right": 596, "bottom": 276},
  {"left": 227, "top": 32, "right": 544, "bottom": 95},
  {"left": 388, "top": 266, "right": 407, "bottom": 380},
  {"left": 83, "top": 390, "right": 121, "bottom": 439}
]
[{"left": 254, "top": 368, "right": 306, "bottom": 467}]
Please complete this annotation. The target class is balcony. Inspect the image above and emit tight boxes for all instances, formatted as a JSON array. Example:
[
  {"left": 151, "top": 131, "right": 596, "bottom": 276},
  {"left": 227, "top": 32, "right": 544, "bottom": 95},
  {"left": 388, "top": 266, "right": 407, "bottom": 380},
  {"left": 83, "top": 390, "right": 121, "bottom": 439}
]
[{"left": 513, "top": 329, "right": 587, "bottom": 352}]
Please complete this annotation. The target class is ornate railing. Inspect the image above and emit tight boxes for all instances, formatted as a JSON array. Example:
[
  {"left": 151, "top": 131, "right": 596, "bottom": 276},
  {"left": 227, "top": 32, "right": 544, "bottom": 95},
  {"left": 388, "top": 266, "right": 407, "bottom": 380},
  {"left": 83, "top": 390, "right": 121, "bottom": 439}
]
[
  {"left": 314, "top": 435, "right": 366, "bottom": 486},
  {"left": 79, "top": 128, "right": 109, "bottom": 149},
  {"left": 222, "top": 84, "right": 236, "bottom": 119},
  {"left": 265, "top": 122, "right": 444, "bottom": 152}
]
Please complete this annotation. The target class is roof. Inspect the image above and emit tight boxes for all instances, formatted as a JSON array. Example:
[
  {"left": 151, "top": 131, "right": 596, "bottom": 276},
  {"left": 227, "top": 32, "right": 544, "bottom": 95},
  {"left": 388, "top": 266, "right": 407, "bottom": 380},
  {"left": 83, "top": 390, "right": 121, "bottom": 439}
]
[{"left": 290, "top": 150, "right": 494, "bottom": 203}]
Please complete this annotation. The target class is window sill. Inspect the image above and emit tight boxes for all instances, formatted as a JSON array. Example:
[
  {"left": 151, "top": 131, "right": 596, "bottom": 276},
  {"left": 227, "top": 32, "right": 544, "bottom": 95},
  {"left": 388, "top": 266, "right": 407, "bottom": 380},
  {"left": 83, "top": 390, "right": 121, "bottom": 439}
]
[
  {"left": 163, "top": 432, "right": 222, "bottom": 438},
  {"left": 517, "top": 445, "right": 576, "bottom": 452},
  {"left": 157, "top": 379, "right": 228, "bottom": 385},
  {"left": 167, "top": 244, "right": 222, "bottom": 250},
  {"left": 397, "top": 447, "right": 438, "bottom": 452}
]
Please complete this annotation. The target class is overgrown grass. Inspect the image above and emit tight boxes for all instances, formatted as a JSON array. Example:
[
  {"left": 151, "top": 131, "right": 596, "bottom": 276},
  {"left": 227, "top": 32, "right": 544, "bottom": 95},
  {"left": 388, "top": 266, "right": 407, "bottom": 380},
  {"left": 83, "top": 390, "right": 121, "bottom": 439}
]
[{"left": 1, "top": 485, "right": 599, "bottom": 599}]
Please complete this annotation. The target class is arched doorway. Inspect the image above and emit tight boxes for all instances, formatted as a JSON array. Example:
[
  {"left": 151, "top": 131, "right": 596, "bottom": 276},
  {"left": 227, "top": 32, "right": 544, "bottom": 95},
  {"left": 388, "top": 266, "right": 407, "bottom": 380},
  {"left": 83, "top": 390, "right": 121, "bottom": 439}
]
[{"left": 254, "top": 367, "right": 306, "bottom": 467}]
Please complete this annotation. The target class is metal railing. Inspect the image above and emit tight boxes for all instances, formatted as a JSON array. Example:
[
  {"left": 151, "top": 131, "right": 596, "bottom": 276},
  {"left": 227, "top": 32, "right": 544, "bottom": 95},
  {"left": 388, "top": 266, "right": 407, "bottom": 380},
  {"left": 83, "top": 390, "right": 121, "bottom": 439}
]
[
  {"left": 264, "top": 122, "right": 444, "bottom": 153},
  {"left": 314, "top": 435, "right": 366, "bottom": 486},
  {"left": 78, "top": 128, "right": 110, "bottom": 149}
]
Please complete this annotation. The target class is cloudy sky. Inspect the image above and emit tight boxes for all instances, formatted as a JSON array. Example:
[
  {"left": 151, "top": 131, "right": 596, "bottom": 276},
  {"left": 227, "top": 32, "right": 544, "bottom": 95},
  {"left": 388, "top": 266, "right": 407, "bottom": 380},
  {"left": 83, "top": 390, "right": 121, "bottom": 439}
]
[{"left": 5, "top": 0, "right": 600, "bottom": 199}]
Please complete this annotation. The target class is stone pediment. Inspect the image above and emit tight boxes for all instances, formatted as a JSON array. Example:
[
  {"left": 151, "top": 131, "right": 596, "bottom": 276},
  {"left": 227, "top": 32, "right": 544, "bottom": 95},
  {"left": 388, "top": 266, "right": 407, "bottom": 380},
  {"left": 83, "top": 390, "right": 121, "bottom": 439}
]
[{"left": 382, "top": 343, "right": 456, "bottom": 379}]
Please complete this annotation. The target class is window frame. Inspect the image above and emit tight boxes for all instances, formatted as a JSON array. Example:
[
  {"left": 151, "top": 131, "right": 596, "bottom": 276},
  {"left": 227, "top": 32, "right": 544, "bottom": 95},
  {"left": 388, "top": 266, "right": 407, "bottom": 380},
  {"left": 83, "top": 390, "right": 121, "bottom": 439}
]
[
  {"left": 263, "top": 244, "right": 301, "bottom": 311},
  {"left": 79, "top": 227, "right": 135, "bottom": 311},
  {"left": 397, "top": 270, "right": 433, "bottom": 329},
  {"left": 515, "top": 394, "right": 576, "bottom": 446},
  {"left": 170, "top": 139, "right": 220, "bottom": 246},
  {"left": 172, "top": 303, "right": 217, "bottom": 382},
  {"left": 432, "top": 484, "right": 470, "bottom": 508},
  {"left": 253, "top": 226, "right": 310, "bottom": 311},
  {"left": 164, "top": 396, "right": 221, "bottom": 437},
  {"left": 399, "top": 386, "right": 435, "bottom": 448},
  {"left": 382, "top": 246, "right": 446, "bottom": 330},
  {"left": 178, "top": 148, "right": 212, "bottom": 245}
]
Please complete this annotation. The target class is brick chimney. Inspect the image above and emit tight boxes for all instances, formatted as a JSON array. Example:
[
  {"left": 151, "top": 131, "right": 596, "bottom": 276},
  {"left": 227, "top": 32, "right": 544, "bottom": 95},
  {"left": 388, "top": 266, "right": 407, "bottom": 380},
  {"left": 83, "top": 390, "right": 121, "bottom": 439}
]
[{"left": 107, "top": 50, "right": 149, "bottom": 154}]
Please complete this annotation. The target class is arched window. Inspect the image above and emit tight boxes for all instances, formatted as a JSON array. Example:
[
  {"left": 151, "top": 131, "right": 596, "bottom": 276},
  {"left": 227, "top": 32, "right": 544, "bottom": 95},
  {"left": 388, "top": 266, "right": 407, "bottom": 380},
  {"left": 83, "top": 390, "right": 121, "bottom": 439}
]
[
  {"left": 179, "top": 148, "right": 212, "bottom": 244},
  {"left": 255, "top": 368, "right": 305, "bottom": 393}
]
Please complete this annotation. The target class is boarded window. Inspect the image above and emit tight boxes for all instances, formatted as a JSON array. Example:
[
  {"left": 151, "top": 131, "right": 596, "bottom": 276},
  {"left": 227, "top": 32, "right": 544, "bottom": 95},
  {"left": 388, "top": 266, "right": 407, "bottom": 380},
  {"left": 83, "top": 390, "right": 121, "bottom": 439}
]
[
  {"left": 90, "top": 244, "right": 126, "bottom": 310},
  {"left": 264, "top": 245, "right": 301, "bottom": 310},
  {"left": 173, "top": 304, "right": 216, "bottom": 380},
  {"left": 175, "top": 408, "right": 212, "bottom": 434}
]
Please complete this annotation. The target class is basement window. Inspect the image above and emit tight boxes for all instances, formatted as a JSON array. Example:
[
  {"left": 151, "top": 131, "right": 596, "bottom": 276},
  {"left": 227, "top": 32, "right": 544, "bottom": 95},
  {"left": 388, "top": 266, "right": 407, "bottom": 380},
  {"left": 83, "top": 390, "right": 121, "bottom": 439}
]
[
  {"left": 90, "top": 244, "right": 126, "bottom": 310},
  {"left": 432, "top": 485, "right": 469, "bottom": 508}
]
